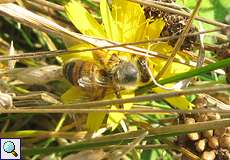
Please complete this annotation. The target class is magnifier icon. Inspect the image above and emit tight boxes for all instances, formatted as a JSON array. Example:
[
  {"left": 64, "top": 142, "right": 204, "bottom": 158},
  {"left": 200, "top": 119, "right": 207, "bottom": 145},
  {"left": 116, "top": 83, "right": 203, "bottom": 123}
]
[{"left": 3, "top": 141, "right": 18, "bottom": 157}]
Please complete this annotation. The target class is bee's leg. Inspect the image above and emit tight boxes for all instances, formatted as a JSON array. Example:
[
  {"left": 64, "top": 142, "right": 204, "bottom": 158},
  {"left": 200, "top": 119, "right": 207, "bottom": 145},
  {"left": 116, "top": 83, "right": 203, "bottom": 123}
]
[
  {"left": 107, "top": 54, "right": 121, "bottom": 71},
  {"left": 136, "top": 56, "right": 151, "bottom": 83},
  {"left": 113, "top": 85, "right": 123, "bottom": 109}
]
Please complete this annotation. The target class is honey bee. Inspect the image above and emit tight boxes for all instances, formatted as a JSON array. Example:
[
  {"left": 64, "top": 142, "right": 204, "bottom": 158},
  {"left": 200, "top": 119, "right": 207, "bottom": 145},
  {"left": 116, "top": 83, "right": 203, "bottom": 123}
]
[{"left": 63, "top": 50, "right": 150, "bottom": 100}]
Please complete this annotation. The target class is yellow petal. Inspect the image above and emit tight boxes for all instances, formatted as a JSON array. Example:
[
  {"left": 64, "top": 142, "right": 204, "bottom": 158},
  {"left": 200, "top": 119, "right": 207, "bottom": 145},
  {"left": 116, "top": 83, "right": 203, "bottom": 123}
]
[
  {"left": 62, "top": 85, "right": 107, "bottom": 131},
  {"left": 146, "top": 18, "right": 165, "bottom": 39},
  {"left": 65, "top": 0, "right": 106, "bottom": 38},
  {"left": 112, "top": 0, "right": 146, "bottom": 42},
  {"left": 87, "top": 93, "right": 117, "bottom": 131},
  {"left": 149, "top": 42, "right": 192, "bottom": 68},
  {"left": 153, "top": 85, "right": 194, "bottom": 110},
  {"left": 62, "top": 86, "right": 107, "bottom": 131},
  {"left": 100, "top": 0, "right": 122, "bottom": 41},
  {"left": 107, "top": 93, "right": 134, "bottom": 130},
  {"left": 59, "top": 44, "right": 94, "bottom": 63},
  {"left": 148, "top": 43, "right": 191, "bottom": 78},
  {"left": 61, "top": 86, "right": 84, "bottom": 103},
  {"left": 87, "top": 112, "right": 106, "bottom": 132},
  {"left": 148, "top": 58, "right": 191, "bottom": 80},
  {"left": 107, "top": 105, "right": 125, "bottom": 130}
]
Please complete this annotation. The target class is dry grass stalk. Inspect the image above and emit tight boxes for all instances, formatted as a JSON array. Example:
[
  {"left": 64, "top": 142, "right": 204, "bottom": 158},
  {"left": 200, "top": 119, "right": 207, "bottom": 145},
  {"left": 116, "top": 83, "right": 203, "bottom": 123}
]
[
  {"left": 0, "top": 0, "right": 15, "bottom": 3},
  {"left": 13, "top": 91, "right": 61, "bottom": 107},
  {"left": 1, "top": 108, "right": 230, "bottom": 114},
  {"left": 0, "top": 85, "right": 230, "bottom": 113},
  {"left": 25, "top": 0, "right": 64, "bottom": 11}
]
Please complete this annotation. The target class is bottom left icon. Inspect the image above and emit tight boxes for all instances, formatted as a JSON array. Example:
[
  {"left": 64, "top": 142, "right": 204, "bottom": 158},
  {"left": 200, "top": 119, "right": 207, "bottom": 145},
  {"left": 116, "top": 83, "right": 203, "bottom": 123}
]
[{"left": 0, "top": 138, "right": 21, "bottom": 160}]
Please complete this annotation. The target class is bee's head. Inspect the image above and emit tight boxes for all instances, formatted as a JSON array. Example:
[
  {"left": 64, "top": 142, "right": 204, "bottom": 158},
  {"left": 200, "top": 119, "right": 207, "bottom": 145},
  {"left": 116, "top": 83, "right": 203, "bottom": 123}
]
[{"left": 113, "top": 61, "right": 138, "bottom": 87}]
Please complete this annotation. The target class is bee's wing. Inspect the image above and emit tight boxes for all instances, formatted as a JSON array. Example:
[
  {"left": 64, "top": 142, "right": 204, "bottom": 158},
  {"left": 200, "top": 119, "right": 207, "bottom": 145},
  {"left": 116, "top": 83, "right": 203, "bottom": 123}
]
[{"left": 77, "top": 76, "right": 111, "bottom": 88}]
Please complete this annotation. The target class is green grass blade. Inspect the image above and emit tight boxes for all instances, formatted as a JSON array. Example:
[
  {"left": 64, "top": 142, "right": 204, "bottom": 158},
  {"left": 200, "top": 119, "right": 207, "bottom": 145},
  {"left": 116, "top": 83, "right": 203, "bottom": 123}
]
[{"left": 136, "top": 58, "right": 230, "bottom": 94}]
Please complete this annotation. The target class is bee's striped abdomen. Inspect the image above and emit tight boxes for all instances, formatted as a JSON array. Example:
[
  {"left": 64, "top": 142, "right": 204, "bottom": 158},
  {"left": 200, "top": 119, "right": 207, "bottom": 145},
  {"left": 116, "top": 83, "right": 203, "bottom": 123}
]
[{"left": 63, "top": 60, "right": 108, "bottom": 100}]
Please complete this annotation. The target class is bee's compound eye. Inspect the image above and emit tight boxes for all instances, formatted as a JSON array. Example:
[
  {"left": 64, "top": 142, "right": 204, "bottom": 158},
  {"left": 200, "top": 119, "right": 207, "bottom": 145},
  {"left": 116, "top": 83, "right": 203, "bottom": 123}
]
[{"left": 115, "top": 62, "right": 138, "bottom": 86}]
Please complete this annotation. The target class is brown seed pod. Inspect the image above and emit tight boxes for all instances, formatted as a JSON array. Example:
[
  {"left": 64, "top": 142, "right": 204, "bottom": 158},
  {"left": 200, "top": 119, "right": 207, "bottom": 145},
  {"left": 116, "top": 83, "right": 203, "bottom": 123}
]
[
  {"left": 187, "top": 132, "right": 200, "bottom": 141},
  {"left": 195, "top": 139, "right": 206, "bottom": 152},
  {"left": 203, "top": 130, "right": 214, "bottom": 138},
  {"left": 184, "top": 118, "right": 196, "bottom": 124},
  {"left": 201, "top": 150, "right": 216, "bottom": 160},
  {"left": 219, "top": 136, "right": 230, "bottom": 149},
  {"left": 184, "top": 118, "right": 200, "bottom": 141},
  {"left": 208, "top": 136, "right": 219, "bottom": 149}
]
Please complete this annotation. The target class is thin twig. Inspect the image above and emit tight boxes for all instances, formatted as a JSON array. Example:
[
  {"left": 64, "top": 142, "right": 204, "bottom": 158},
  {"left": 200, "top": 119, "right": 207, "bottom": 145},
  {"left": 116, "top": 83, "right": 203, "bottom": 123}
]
[
  {"left": 0, "top": 27, "right": 227, "bottom": 63},
  {"left": 151, "top": 0, "right": 183, "bottom": 10},
  {"left": 98, "top": 144, "right": 171, "bottom": 150},
  {"left": 0, "top": 0, "right": 15, "bottom": 3},
  {"left": 26, "top": 0, "right": 64, "bottom": 11},
  {"left": 1, "top": 27, "right": 228, "bottom": 61},
  {"left": 1, "top": 108, "right": 230, "bottom": 114},
  {"left": 24, "top": 0, "right": 72, "bottom": 26},
  {"left": 0, "top": 85, "right": 229, "bottom": 113},
  {"left": 27, "top": 85, "right": 230, "bottom": 109}
]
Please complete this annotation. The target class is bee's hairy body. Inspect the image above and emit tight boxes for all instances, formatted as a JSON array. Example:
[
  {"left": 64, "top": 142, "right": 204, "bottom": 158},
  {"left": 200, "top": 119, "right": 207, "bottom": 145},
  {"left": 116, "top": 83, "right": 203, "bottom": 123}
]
[
  {"left": 63, "top": 60, "right": 108, "bottom": 100},
  {"left": 63, "top": 52, "right": 151, "bottom": 100}
]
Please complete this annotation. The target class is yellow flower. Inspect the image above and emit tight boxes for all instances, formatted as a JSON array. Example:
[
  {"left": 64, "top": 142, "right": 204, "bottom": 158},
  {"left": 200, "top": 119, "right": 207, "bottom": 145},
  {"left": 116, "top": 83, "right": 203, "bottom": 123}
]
[{"left": 62, "top": 0, "right": 194, "bottom": 131}]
